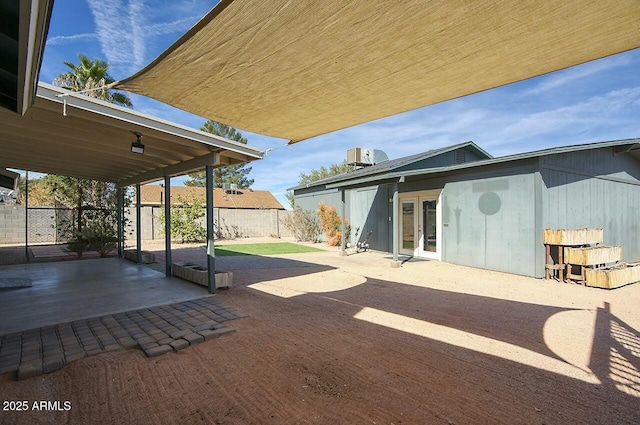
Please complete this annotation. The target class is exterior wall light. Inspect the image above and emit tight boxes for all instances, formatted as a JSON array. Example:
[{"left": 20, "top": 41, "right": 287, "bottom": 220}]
[{"left": 131, "top": 132, "right": 144, "bottom": 154}]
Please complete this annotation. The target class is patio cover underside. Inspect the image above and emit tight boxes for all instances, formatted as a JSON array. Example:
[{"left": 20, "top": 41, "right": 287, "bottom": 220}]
[
  {"left": 0, "top": 83, "right": 263, "bottom": 186},
  {"left": 116, "top": 0, "right": 640, "bottom": 143}
]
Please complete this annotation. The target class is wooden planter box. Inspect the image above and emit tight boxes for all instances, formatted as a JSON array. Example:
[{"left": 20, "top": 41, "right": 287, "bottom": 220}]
[
  {"left": 124, "top": 249, "right": 155, "bottom": 264},
  {"left": 565, "top": 245, "right": 622, "bottom": 266},
  {"left": 172, "top": 262, "right": 233, "bottom": 289},
  {"left": 543, "top": 228, "right": 603, "bottom": 246},
  {"left": 585, "top": 263, "right": 640, "bottom": 290}
]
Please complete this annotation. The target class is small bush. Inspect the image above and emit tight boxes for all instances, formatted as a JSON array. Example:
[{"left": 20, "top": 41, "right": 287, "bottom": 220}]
[
  {"left": 282, "top": 207, "right": 321, "bottom": 242},
  {"left": 66, "top": 207, "right": 118, "bottom": 257},
  {"left": 317, "top": 202, "right": 349, "bottom": 246},
  {"left": 158, "top": 195, "right": 206, "bottom": 243},
  {"left": 215, "top": 218, "right": 243, "bottom": 240}
]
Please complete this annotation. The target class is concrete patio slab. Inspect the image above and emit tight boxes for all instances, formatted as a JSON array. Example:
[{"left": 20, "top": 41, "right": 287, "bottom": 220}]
[{"left": 0, "top": 258, "right": 209, "bottom": 335}]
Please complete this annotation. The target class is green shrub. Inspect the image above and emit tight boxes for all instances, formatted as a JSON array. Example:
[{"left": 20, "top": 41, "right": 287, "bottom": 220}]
[{"left": 158, "top": 195, "right": 206, "bottom": 243}]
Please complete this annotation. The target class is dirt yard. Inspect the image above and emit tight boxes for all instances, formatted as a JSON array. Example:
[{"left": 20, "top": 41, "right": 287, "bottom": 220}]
[{"left": 1, "top": 243, "right": 639, "bottom": 424}]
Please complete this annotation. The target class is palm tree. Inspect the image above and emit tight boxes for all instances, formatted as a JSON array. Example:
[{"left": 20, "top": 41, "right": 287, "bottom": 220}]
[{"left": 53, "top": 54, "right": 132, "bottom": 107}]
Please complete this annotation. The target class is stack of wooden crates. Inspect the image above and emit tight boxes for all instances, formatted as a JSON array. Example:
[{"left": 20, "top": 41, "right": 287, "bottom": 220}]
[{"left": 544, "top": 228, "right": 640, "bottom": 289}]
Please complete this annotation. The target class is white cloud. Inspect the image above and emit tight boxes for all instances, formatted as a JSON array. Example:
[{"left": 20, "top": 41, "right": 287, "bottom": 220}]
[
  {"left": 85, "top": 0, "right": 141, "bottom": 75},
  {"left": 46, "top": 33, "right": 99, "bottom": 45},
  {"left": 84, "top": 0, "right": 210, "bottom": 77},
  {"left": 522, "top": 54, "right": 637, "bottom": 96},
  {"left": 145, "top": 16, "right": 202, "bottom": 36},
  {"left": 496, "top": 87, "right": 640, "bottom": 148},
  {"left": 128, "top": 0, "right": 147, "bottom": 73}
]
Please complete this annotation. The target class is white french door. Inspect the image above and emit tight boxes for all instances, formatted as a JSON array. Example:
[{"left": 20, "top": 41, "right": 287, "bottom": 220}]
[{"left": 399, "top": 191, "right": 441, "bottom": 260}]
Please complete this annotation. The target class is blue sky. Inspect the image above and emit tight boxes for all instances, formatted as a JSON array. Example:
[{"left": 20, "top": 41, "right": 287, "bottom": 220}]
[{"left": 40, "top": 0, "right": 640, "bottom": 208}]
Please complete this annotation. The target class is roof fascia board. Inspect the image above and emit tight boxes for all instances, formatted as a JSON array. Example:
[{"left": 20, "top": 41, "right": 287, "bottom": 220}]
[
  {"left": 36, "top": 83, "right": 264, "bottom": 160},
  {"left": 465, "top": 142, "right": 493, "bottom": 159},
  {"left": 327, "top": 139, "right": 640, "bottom": 188},
  {"left": 393, "top": 139, "right": 640, "bottom": 179},
  {"left": 613, "top": 142, "right": 640, "bottom": 155},
  {"left": 298, "top": 141, "right": 491, "bottom": 191},
  {"left": 117, "top": 152, "right": 221, "bottom": 188},
  {"left": 18, "top": 0, "right": 53, "bottom": 115},
  {"left": 326, "top": 174, "right": 404, "bottom": 190}
]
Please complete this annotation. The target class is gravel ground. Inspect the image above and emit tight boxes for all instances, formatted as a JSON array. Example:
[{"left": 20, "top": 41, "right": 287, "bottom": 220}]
[{"left": 1, "top": 239, "right": 639, "bottom": 424}]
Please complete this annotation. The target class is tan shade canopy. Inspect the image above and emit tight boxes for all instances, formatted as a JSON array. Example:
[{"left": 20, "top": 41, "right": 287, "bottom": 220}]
[
  {"left": 0, "top": 83, "right": 263, "bottom": 186},
  {"left": 116, "top": 0, "right": 640, "bottom": 143}
]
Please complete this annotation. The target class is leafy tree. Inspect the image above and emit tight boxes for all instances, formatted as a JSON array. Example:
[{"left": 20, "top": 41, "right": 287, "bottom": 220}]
[
  {"left": 52, "top": 53, "right": 132, "bottom": 107},
  {"left": 158, "top": 195, "right": 206, "bottom": 243},
  {"left": 17, "top": 177, "right": 56, "bottom": 206},
  {"left": 298, "top": 161, "right": 351, "bottom": 185},
  {"left": 286, "top": 161, "right": 351, "bottom": 209},
  {"left": 185, "top": 120, "right": 254, "bottom": 189},
  {"left": 157, "top": 194, "right": 244, "bottom": 242}
]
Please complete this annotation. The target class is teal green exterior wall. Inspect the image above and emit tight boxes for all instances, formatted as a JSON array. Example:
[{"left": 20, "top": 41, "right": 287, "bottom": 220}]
[
  {"left": 293, "top": 146, "right": 640, "bottom": 279},
  {"left": 540, "top": 148, "right": 640, "bottom": 274}
]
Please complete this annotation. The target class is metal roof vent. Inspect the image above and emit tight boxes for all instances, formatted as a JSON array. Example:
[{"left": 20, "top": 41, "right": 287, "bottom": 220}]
[{"left": 347, "top": 148, "right": 389, "bottom": 167}]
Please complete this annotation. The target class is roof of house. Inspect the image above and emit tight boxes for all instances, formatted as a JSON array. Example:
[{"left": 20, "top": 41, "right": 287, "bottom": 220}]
[
  {"left": 320, "top": 138, "right": 640, "bottom": 190},
  {"left": 139, "top": 185, "right": 284, "bottom": 210},
  {"left": 290, "top": 141, "right": 491, "bottom": 190}
]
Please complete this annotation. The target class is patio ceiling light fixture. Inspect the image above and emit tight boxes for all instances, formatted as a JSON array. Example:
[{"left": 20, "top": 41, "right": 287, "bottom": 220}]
[{"left": 131, "top": 132, "right": 144, "bottom": 154}]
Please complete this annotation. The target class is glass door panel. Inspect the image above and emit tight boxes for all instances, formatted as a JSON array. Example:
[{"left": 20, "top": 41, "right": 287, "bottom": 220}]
[
  {"left": 422, "top": 200, "right": 437, "bottom": 253},
  {"left": 401, "top": 201, "right": 415, "bottom": 251}
]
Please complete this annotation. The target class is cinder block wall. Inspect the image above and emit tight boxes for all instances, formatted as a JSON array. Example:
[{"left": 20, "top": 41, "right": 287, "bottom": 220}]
[
  {"left": 0, "top": 205, "right": 26, "bottom": 244},
  {"left": 0, "top": 205, "right": 294, "bottom": 245},
  {"left": 127, "top": 206, "right": 294, "bottom": 241}
]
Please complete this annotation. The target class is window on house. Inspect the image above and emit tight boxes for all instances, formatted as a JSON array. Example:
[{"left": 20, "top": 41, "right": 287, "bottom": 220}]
[{"left": 455, "top": 149, "right": 466, "bottom": 164}]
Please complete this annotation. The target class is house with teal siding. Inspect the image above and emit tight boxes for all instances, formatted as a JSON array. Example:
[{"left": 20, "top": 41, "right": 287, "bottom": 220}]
[{"left": 290, "top": 139, "right": 640, "bottom": 278}]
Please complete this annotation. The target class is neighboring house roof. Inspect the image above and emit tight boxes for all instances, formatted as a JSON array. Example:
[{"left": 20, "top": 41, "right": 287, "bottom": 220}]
[
  {"left": 139, "top": 185, "right": 284, "bottom": 210},
  {"left": 290, "top": 141, "right": 492, "bottom": 190},
  {"left": 321, "top": 138, "right": 640, "bottom": 190}
]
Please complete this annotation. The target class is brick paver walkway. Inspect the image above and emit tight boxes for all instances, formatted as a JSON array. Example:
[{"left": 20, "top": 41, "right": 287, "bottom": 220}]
[{"left": 0, "top": 297, "right": 245, "bottom": 380}]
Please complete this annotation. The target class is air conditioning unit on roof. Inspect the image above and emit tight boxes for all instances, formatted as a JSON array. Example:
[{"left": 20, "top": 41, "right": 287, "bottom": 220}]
[
  {"left": 222, "top": 183, "right": 238, "bottom": 193},
  {"left": 347, "top": 148, "right": 388, "bottom": 167}
]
